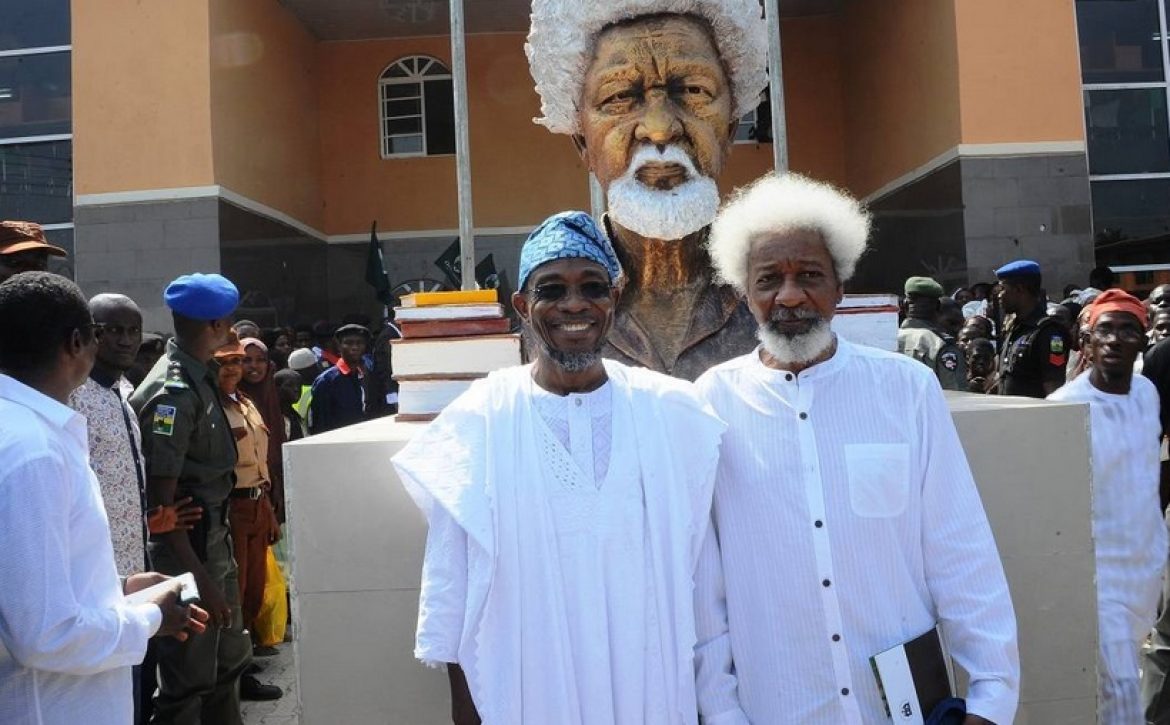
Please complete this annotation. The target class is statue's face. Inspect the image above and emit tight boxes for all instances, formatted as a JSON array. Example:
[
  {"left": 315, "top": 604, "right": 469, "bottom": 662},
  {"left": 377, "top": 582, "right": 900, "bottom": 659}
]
[{"left": 577, "top": 15, "right": 735, "bottom": 239}]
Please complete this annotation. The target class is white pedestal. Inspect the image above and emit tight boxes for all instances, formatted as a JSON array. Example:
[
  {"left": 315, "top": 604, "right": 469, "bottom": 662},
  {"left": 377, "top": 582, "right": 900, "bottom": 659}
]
[{"left": 285, "top": 393, "right": 1098, "bottom": 724}]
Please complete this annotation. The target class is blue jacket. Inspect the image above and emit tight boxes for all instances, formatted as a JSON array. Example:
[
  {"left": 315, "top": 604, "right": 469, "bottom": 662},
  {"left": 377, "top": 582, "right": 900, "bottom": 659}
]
[{"left": 309, "top": 360, "right": 366, "bottom": 434}]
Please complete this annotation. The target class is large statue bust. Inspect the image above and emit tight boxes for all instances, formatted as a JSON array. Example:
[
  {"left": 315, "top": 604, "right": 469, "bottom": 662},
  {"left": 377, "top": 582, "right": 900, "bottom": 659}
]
[{"left": 526, "top": 1, "right": 769, "bottom": 380}]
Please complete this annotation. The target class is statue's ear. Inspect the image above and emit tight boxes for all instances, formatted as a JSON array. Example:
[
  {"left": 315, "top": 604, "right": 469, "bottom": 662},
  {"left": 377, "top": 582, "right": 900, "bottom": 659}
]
[{"left": 571, "top": 134, "right": 589, "bottom": 161}]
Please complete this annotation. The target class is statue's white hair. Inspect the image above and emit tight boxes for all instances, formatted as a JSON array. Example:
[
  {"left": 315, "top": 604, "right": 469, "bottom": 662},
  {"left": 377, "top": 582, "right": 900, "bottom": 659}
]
[
  {"left": 525, "top": 0, "right": 768, "bottom": 135},
  {"left": 708, "top": 172, "right": 872, "bottom": 291}
]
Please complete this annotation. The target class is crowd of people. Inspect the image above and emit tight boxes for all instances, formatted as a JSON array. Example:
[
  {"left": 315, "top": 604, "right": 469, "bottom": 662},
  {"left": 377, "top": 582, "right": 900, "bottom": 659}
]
[
  {"left": 0, "top": 220, "right": 405, "bottom": 725},
  {"left": 895, "top": 263, "right": 1170, "bottom": 400},
  {"left": 3, "top": 181, "right": 1170, "bottom": 724}
]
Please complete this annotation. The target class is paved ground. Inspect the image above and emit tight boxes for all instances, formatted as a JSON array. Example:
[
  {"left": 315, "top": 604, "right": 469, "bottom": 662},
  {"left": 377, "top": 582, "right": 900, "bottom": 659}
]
[{"left": 242, "top": 640, "right": 299, "bottom": 725}]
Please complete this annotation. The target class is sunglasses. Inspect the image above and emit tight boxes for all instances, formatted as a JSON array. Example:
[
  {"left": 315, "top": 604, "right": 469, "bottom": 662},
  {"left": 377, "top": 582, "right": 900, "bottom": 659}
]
[{"left": 527, "top": 281, "right": 613, "bottom": 303}]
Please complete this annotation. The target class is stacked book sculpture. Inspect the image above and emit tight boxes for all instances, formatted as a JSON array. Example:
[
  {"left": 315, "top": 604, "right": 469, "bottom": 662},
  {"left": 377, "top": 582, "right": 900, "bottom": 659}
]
[{"left": 392, "top": 289, "right": 521, "bottom": 421}]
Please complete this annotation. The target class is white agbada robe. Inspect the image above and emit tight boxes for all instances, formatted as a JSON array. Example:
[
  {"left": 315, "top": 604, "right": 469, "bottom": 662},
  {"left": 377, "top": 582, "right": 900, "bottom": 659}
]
[
  {"left": 694, "top": 340, "right": 1019, "bottom": 725},
  {"left": 393, "top": 361, "right": 725, "bottom": 725},
  {"left": 1049, "top": 371, "right": 1167, "bottom": 724}
]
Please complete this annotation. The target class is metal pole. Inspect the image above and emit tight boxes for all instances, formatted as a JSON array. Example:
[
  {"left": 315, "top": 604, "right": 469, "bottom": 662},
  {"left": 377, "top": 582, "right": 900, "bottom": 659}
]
[
  {"left": 588, "top": 172, "right": 606, "bottom": 221},
  {"left": 450, "top": 0, "right": 476, "bottom": 290},
  {"left": 764, "top": 0, "right": 789, "bottom": 172}
]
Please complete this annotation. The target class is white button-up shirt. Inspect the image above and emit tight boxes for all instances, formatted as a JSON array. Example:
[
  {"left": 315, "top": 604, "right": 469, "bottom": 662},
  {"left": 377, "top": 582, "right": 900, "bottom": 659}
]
[
  {"left": 0, "top": 374, "right": 161, "bottom": 725},
  {"left": 694, "top": 341, "right": 1019, "bottom": 724}
]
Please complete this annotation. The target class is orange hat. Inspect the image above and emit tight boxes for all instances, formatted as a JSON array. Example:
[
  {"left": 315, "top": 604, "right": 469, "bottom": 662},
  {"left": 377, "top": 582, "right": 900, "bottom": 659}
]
[
  {"left": 0, "top": 221, "right": 68, "bottom": 257},
  {"left": 1086, "top": 288, "right": 1148, "bottom": 329},
  {"left": 213, "top": 330, "right": 247, "bottom": 359}
]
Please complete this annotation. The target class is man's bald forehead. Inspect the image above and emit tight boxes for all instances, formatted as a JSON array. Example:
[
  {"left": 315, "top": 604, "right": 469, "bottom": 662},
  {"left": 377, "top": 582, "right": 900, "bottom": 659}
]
[{"left": 89, "top": 293, "right": 141, "bottom": 318}]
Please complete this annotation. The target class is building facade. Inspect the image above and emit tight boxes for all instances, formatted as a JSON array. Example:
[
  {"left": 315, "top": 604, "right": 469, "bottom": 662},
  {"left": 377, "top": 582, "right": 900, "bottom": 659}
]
[
  {"left": 2, "top": 0, "right": 73, "bottom": 275},
  {"left": 49, "top": 0, "right": 1168, "bottom": 328}
]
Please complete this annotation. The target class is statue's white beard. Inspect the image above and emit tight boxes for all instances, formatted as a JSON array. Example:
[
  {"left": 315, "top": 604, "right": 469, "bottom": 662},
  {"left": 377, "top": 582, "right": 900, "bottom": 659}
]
[
  {"left": 605, "top": 145, "right": 720, "bottom": 241},
  {"left": 757, "top": 320, "right": 835, "bottom": 367}
]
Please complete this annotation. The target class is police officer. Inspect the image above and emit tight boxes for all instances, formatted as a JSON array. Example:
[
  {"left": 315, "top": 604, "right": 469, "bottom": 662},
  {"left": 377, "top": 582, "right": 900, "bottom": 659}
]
[
  {"left": 897, "top": 276, "right": 967, "bottom": 390},
  {"left": 994, "top": 260, "right": 1071, "bottom": 398},
  {"left": 131, "top": 274, "right": 278, "bottom": 724}
]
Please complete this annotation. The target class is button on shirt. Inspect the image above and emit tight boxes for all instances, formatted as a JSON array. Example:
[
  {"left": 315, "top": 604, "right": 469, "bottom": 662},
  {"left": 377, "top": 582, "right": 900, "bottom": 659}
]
[
  {"left": 0, "top": 374, "right": 162, "bottom": 725},
  {"left": 693, "top": 341, "right": 1019, "bottom": 725}
]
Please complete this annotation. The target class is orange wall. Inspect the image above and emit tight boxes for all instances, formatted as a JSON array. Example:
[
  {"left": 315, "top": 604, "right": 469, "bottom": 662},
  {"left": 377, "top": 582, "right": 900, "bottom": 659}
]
[
  {"left": 840, "top": 0, "right": 963, "bottom": 197},
  {"left": 209, "top": 0, "right": 325, "bottom": 230},
  {"left": 776, "top": 14, "right": 847, "bottom": 190},
  {"left": 954, "top": 0, "right": 1085, "bottom": 144},
  {"left": 318, "top": 34, "right": 589, "bottom": 235},
  {"left": 72, "top": 0, "right": 215, "bottom": 194},
  {"left": 318, "top": 26, "right": 841, "bottom": 235}
]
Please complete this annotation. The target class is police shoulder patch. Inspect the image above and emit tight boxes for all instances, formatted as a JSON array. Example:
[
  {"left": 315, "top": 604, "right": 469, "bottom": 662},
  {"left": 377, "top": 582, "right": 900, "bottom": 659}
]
[
  {"left": 1049, "top": 336, "right": 1065, "bottom": 354},
  {"left": 940, "top": 351, "right": 960, "bottom": 371},
  {"left": 152, "top": 404, "right": 177, "bottom": 436}
]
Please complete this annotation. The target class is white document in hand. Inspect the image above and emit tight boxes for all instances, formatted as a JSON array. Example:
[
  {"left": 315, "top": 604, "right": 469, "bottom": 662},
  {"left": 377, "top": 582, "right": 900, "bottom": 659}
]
[{"left": 124, "top": 572, "right": 200, "bottom": 606}]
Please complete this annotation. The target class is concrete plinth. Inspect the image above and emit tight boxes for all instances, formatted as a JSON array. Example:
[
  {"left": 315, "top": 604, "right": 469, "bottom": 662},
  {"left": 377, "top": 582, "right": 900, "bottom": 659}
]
[{"left": 284, "top": 393, "right": 1097, "bottom": 724}]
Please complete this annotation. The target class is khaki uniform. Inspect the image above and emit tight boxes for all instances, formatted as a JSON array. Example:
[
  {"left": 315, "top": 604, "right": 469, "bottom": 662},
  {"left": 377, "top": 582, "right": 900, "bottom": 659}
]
[
  {"left": 131, "top": 340, "right": 250, "bottom": 725},
  {"left": 897, "top": 318, "right": 967, "bottom": 391},
  {"left": 222, "top": 393, "right": 276, "bottom": 633}
]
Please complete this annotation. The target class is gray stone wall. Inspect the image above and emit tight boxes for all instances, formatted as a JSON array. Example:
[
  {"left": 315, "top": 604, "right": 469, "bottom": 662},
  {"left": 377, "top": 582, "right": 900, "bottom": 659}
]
[
  {"left": 325, "top": 233, "right": 527, "bottom": 322},
  {"left": 961, "top": 153, "right": 1094, "bottom": 293},
  {"left": 858, "top": 151, "right": 1095, "bottom": 296},
  {"left": 74, "top": 198, "right": 221, "bottom": 332}
]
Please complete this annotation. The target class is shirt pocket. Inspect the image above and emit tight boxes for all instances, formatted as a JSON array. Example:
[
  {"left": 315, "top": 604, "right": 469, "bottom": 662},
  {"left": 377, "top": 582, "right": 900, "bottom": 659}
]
[{"left": 844, "top": 443, "right": 910, "bottom": 518}]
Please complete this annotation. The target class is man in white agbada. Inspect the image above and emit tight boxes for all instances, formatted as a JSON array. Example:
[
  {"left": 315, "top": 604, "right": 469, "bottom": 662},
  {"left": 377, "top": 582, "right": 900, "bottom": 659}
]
[
  {"left": 392, "top": 211, "right": 725, "bottom": 724},
  {"left": 1048, "top": 289, "right": 1167, "bottom": 724},
  {"left": 693, "top": 173, "right": 1020, "bottom": 724}
]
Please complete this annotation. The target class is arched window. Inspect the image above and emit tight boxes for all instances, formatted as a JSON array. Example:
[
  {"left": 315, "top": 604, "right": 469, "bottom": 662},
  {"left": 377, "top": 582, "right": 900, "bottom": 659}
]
[{"left": 379, "top": 56, "right": 455, "bottom": 158}]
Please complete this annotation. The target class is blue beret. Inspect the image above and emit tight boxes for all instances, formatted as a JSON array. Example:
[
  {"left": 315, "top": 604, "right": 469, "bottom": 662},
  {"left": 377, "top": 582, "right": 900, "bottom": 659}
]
[
  {"left": 995, "top": 259, "right": 1042, "bottom": 278},
  {"left": 164, "top": 273, "right": 239, "bottom": 320},
  {"left": 518, "top": 211, "right": 621, "bottom": 290}
]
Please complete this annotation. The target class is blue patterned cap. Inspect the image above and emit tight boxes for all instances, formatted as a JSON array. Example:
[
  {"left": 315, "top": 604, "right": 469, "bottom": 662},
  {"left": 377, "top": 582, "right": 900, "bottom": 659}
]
[{"left": 518, "top": 211, "right": 621, "bottom": 290}]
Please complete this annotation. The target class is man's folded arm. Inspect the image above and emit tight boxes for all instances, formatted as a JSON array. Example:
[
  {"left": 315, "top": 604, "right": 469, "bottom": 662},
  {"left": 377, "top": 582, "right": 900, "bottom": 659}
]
[
  {"left": 0, "top": 458, "right": 157, "bottom": 675},
  {"left": 415, "top": 504, "right": 470, "bottom": 667}
]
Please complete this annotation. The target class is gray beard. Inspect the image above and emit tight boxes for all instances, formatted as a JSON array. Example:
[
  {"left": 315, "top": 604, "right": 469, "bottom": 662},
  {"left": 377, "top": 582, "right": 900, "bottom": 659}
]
[
  {"left": 524, "top": 327, "right": 603, "bottom": 373},
  {"left": 757, "top": 319, "right": 835, "bottom": 367}
]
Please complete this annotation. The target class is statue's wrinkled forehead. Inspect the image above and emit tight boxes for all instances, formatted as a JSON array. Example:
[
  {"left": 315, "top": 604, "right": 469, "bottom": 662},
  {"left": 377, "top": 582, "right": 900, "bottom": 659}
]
[
  {"left": 525, "top": 0, "right": 769, "bottom": 135},
  {"left": 585, "top": 14, "right": 728, "bottom": 86}
]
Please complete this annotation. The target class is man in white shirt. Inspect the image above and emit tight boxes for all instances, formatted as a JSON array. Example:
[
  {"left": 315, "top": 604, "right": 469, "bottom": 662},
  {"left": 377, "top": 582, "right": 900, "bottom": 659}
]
[
  {"left": 1048, "top": 289, "right": 1167, "bottom": 724},
  {"left": 0, "top": 272, "right": 208, "bottom": 725},
  {"left": 694, "top": 173, "right": 1020, "bottom": 724},
  {"left": 393, "top": 211, "right": 725, "bottom": 724}
]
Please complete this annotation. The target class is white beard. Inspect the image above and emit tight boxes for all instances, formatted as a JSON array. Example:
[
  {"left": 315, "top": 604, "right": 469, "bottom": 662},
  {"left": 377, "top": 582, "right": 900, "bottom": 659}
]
[
  {"left": 757, "top": 320, "right": 835, "bottom": 367},
  {"left": 605, "top": 145, "right": 720, "bottom": 241}
]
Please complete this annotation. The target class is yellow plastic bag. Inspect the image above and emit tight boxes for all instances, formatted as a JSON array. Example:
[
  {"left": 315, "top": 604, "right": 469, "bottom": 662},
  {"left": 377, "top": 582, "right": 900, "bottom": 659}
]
[{"left": 254, "top": 547, "right": 288, "bottom": 646}]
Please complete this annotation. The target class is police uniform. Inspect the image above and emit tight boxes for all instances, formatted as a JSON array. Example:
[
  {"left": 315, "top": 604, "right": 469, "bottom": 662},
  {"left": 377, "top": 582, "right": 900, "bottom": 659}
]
[
  {"left": 897, "top": 276, "right": 968, "bottom": 391},
  {"left": 993, "top": 261, "right": 1070, "bottom": 398},
  {"left": 130, "top": 274, "right": 251, "bottom": 724}
]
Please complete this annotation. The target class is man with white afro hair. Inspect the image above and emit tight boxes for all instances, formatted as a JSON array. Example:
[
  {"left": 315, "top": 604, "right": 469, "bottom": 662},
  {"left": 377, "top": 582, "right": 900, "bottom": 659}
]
[
  {"left": 694, "top": 175, "right": 1021, "bottom": 723},
  {"left": 709, "top": 172, "right": 871, "bottom": 293},
  {"left": 522, "top": 0, "right": 771, "bottom": 380}
]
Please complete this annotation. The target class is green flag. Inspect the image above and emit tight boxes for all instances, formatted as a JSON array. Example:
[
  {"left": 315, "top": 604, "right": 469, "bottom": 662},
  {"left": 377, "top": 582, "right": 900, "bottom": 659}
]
[{"left": 365, "top": 222, "right": 394, "bottom": 306}]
